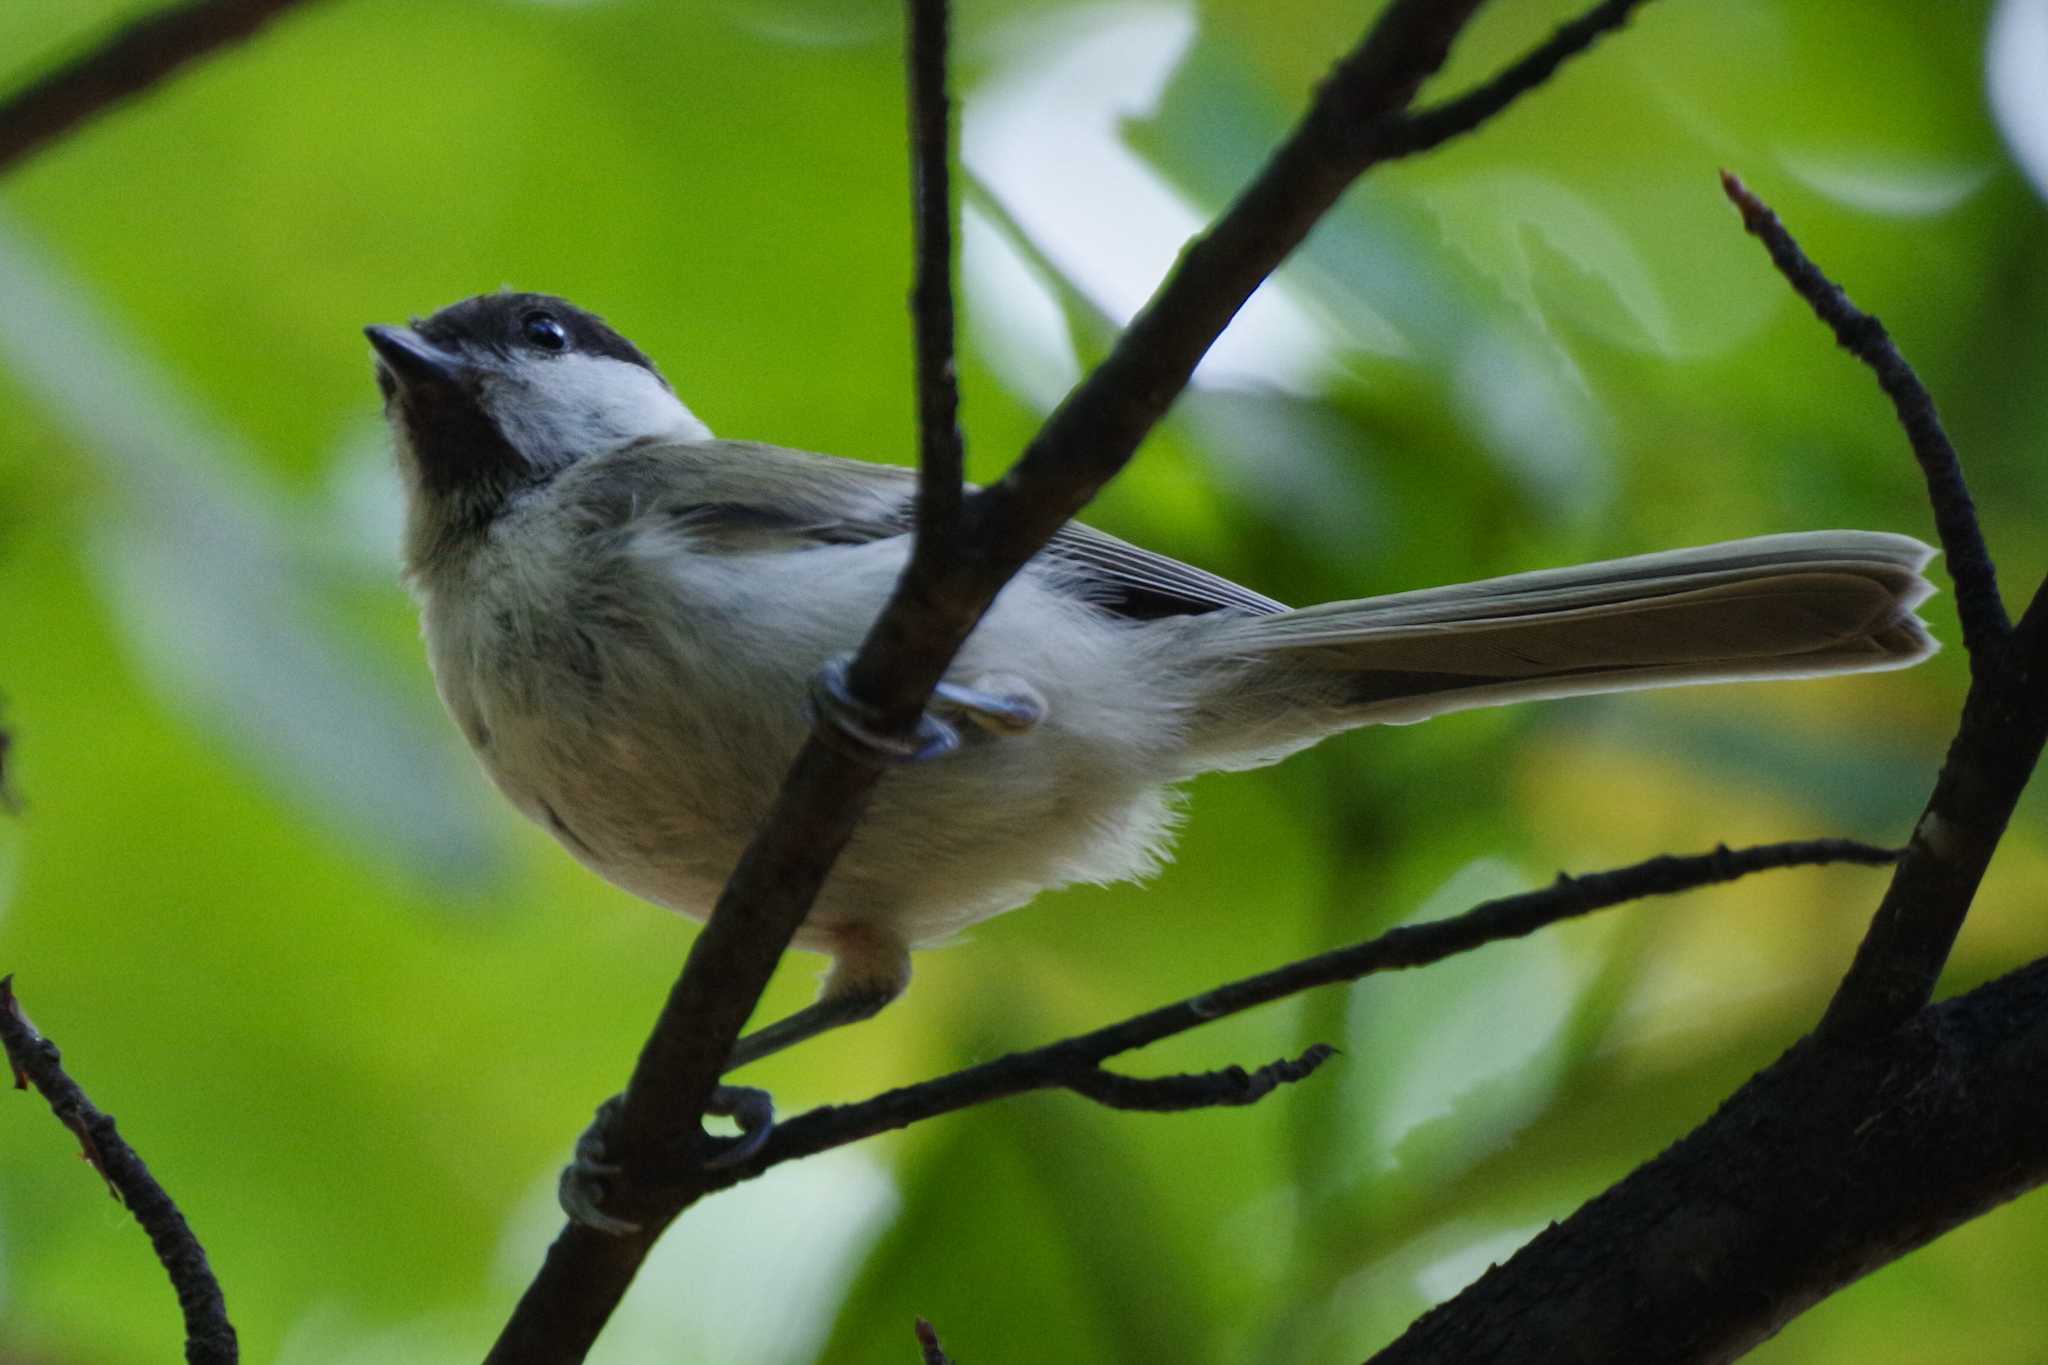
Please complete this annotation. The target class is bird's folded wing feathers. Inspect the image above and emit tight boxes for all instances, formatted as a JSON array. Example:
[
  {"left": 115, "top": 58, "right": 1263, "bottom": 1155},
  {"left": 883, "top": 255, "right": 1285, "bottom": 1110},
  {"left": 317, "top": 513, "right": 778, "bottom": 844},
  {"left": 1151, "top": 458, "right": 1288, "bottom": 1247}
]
[{"left": 634, "top": 440, "right": 1288, "bottom": 619}]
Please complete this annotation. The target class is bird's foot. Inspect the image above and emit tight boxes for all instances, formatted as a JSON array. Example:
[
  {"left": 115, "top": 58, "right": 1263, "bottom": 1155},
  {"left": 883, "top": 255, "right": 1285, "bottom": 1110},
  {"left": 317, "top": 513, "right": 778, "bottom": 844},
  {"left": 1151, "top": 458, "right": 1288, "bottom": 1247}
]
[
  {"left": 558, "top": 1084, "right": 778, "bottom": 1235},
  {"left": 809, "top": 655, "right": 961, "bottom": 763}
]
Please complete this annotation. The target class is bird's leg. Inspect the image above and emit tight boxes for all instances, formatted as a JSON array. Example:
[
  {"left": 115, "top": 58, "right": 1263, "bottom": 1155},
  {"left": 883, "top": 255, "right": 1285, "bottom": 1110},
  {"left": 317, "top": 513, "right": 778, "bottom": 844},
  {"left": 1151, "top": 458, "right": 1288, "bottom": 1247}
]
[
  {"left": 809, "top": 654, "right": 960, "bottom": 762},
  {"left": 559, "top": 929, "right": 909, "bottom": 1233},
  {"left": 809, "top": 656, "right": 1047, "bottom": 762},
  {"left": 559, "top": 1079, "right": 781, "bottom": 1234},
  {"left": 723, "top": 986, "right": 899, "bottom": 1072}
]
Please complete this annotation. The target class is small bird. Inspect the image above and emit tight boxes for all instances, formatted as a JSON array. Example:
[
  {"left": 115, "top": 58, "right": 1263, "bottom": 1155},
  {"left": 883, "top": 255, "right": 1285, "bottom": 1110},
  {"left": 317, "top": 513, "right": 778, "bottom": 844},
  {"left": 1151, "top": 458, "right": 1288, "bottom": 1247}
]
[{"left": 367, "top": 291, "right": 1937, "bottom": 1078}]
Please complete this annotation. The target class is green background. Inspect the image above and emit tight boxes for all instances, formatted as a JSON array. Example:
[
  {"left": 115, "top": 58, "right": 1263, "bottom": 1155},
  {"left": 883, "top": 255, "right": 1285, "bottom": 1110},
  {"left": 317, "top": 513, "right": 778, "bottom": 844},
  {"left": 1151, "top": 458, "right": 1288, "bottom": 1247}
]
[{"left": 0, "top": 1, "right": 2043, "bottom": 1360}]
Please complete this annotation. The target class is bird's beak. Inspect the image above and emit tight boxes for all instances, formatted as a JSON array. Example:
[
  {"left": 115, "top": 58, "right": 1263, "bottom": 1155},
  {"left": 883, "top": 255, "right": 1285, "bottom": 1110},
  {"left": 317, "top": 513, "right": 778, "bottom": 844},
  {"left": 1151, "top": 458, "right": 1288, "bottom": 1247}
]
[{"left": 364, "top": 324, "right": 467, "bottom": 392}]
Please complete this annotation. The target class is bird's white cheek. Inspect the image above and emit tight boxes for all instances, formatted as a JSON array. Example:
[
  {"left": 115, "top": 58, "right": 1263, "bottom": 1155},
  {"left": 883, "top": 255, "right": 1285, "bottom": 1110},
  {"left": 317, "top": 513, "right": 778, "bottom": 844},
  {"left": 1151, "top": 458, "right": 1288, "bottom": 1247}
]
[{"left": 488, "top": 354, "right": 711, "bottom": 466}]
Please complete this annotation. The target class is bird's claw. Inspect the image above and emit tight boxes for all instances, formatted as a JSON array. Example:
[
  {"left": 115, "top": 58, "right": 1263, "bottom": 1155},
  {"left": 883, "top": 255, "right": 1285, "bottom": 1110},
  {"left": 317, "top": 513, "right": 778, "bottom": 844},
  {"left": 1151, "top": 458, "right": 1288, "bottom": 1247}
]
[
  {"left": 809, "top": 655, "right": 960, "bottom": 763},
  {"left": 560, "top": 1096, "right": 640, "bottom": 1236},
  {"left": 556, "top": 1085, "right": 779, "bottom": 1233},
  {"left": 703, "top": 1083, "right": 776, "bottom": 1169}
]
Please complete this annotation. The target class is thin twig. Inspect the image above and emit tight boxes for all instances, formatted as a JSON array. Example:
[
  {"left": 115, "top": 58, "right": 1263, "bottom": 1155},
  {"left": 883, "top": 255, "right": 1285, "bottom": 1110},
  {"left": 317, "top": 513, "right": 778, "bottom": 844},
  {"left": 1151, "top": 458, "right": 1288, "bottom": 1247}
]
[
  {"left": 704, "top": 840, "right": 1898, "bottom": 1174},
  {"left": 1720, "top": 171, "right": 2009, "bottom": 663},
  {"left": 1068, "top": 1045, "right": 1338, "bottom": 1112},
  {"left": 0, "top": 977, "right": 237, "bottom": 1365},
  {"left": 0, "top": 0, "right": 322, "bottom": 177},
  {"left": 906, "top": 0, "right": 965, "bottom": 539},
  {"left": 1380, "top": 0, "right": 1658, "bottom": 158},
  {"left": 0, "top": 719, "right": 17, "bottom": 815},
  {"left": 915, "top": 1318, "right": 954, "bottom": 1365}
]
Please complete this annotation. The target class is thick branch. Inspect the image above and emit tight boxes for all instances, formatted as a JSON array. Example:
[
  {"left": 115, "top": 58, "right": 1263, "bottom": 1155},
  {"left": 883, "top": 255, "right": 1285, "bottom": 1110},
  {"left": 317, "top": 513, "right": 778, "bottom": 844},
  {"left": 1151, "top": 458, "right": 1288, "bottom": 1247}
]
[
  {"left": 1369, "top": 950, "right": 2048, "bottom": 1364},
  {"left": 0, "top": 0, "right": 321, "bottom": 177},
  {"left": 0, "top": 977, "right": 237, "bottom": 1365},
  {"left": 489, "top": 3, "right": 1661, "bottom": 1357},
  {"left": 1821, "top": 591, "right": 2048, "bottom": 1041}
]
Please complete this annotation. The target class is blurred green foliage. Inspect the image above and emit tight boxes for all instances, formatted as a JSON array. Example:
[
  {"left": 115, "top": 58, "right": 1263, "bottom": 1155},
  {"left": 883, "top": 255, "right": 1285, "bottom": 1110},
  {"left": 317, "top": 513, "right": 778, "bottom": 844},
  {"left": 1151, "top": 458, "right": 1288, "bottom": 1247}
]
[{"left": 0, "top": 0, "right": 2043, "bottom": 1361}]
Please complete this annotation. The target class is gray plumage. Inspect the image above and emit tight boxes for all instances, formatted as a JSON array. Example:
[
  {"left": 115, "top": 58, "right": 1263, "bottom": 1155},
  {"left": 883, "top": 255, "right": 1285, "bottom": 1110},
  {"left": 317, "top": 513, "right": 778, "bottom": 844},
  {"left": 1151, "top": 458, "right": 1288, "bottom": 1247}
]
[{"left": 369, "top": 292, "right": 1938, "bottom": 1015}]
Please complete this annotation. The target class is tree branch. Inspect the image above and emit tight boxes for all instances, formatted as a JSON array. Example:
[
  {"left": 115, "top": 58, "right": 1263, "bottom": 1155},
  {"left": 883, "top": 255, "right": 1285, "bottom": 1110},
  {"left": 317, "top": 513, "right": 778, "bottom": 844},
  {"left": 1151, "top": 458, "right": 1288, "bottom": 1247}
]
[
  {"left": 1379, "top": 0, "right": 1659, "bottom": 158},
  {"left": 1348, "top": 186, "right": 2048, "bottom": 1362},
  {"left": 915, "top": 1318, "right": 954, "bottom": 1365},
  {"left": 685, "top": 840, "right": 1897, "bottom": 1181},
  {"left": 0, "top": 716, "right": 17, "bottom": 815},
  {"left": 906, "top": 0, "right": 965, "bottom": 541},
  {"left": 487, "top": 3, "right": 1669, "bottom": 1357},
  {"left": 1368, "top": 949, "right": 2048, "bottom": 1364},
  {"left": 1708, "top": 176, "right": 2042, "bottom": 1043},
  {"left": 1719, "top": 171, "right": 2008, "bottom": 660},
  {"left": 0, "top": 977, "right": 237, "bottom": 1365},
  {"left": 0, "top": 0, "right": 323, "bottom": 178}
]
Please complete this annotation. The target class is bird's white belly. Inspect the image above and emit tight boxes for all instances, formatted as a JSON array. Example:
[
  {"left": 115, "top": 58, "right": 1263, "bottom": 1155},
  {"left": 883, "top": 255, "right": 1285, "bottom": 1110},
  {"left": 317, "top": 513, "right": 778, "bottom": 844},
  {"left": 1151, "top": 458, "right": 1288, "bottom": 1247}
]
[{"left": 425, "top": 544, "right": 1197, "bottom": 949}]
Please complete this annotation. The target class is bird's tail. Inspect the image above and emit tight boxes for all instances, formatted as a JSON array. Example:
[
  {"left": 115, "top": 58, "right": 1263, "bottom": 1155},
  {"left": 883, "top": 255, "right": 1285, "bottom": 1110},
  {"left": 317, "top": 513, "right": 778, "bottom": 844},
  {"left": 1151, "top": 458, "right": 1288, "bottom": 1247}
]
[{"left": 1180, "top": 530, "right": 1937, "bottom": 771}]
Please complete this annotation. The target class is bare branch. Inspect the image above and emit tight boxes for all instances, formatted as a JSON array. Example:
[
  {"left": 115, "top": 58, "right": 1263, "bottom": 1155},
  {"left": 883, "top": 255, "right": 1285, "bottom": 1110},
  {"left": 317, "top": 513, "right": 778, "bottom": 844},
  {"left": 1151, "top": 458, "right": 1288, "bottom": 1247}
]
[
  {"left": 1368, "top": 950, "right": 2048, "bottom": 1364},
  {"left": 709, "top": 840, "right": 1896, "bottom": 1175},
  {"left": 906, "top": 0, "right": 966, "bottom": 540},
  {"left": 0, "top": 717, "right": 17, "bottom": 815},
  {"left": 0, "top": 0, "right": 323, "bottom": 178},
  {"left": 0, "top": 977, "right": 237, "bottom": 1365},
  {"left": 1381, "top": 0, "right": 1659, "bottom": 158},
  {"left": 1067, "top": 1045, "right": 1338, "bottom": 1112},
  {"left": 1820, "top": 587, "right": 2048, "bottom": 1041},
  {"left": 915, "top": 1318, "right": 954, "bottom": 1365},
  {"left": 1720, "top": 171, "right": 2009, "bottom": 660},
  {"left": 489, "top": 3, "right": 1671, "bottom": 1355},
  {"left": 1703, "top": 176, "right": 2047, "bottom": 1041}
]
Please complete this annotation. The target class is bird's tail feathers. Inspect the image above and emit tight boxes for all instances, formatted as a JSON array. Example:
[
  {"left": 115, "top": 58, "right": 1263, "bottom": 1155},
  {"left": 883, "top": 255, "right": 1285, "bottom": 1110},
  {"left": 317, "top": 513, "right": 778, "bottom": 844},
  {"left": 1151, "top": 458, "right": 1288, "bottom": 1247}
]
[{"left": 1182, "top": 530, "right": 1936, "bottom": 769}]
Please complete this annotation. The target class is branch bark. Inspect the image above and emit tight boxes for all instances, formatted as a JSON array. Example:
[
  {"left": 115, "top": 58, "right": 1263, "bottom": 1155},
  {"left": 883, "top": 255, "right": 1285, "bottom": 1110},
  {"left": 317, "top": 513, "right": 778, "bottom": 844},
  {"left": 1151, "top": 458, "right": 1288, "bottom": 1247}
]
[
  {"left": 688, "top": 841, "right": 1897, "bottom": 1179},
  {"left": 0, "top": 0, "right": 323, "bottom": 177},
  {"left": 0, "top": 977, "right": 237, "bottom": 1365},
  {"left": 1371, "top": 951, "right": 2048, "bottom": 1364},
  {"left": 1714, "top": 176, "right": 2039, "bottom": 1046}
]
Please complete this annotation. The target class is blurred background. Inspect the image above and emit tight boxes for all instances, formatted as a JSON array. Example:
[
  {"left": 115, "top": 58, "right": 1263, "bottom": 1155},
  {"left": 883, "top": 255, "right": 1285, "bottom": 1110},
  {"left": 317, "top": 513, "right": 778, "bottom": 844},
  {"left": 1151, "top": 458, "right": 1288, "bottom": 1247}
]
[{"left": 0, "top": 0, "right": 2044, "bottom": 1360}]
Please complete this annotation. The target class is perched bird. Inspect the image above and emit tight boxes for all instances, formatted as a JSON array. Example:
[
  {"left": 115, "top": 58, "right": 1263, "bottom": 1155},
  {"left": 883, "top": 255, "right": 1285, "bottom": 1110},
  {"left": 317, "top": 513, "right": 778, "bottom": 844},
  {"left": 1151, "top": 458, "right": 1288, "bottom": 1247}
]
[{"left": 367, "top": 291, "right": 1936, "bottom": 1080}]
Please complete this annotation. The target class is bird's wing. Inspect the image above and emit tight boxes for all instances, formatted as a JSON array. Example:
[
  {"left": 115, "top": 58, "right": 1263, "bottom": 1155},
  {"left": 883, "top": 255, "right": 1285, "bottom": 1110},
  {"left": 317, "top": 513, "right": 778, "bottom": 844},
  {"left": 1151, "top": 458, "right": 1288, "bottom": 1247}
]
[
  {"left": 1036, "top": 520, "right": 1289, "bottom": 618},
  {"left": 606, "top": 440, "right": 1287, "bottom": 619}
]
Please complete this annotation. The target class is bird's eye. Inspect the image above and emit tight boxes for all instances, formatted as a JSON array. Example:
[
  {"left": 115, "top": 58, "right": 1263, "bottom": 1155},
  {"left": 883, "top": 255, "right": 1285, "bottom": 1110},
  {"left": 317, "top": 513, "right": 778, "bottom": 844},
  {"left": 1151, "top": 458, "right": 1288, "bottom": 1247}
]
[{"left": 522, "top": 312, "right": 570, "bottom": 352}]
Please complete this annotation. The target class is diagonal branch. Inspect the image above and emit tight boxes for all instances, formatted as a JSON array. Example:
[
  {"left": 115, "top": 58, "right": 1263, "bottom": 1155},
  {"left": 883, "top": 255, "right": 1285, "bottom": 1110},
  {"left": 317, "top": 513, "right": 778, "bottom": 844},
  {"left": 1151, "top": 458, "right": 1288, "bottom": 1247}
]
[
  {"left": 1820, "top": 586, "right": 2048, "bottom": 1041},
  {"left": 1369, "top": 949, "right": 2048, "bottom": 1364},
  {"left": 1720, "top": 171, "right": 2008, "bottom": 661},
  {"left": 487, "top": 3, "right": 1669, "bottom": 1358},
  {"left": 0, "top": 977, "right": 237, "bottom": 1365},
  {"left": 1380, "top": 0, "right": 1659, "bottom": 158},
  {"left": 1711, "top": 175, "right": 2043, "bottom": 1043},
  {"left": 0, "top": 0, "right": 323, "bottom": 178},
  {"left": 692, "top": 839, "right": 1897, "bottom": 1179},
  {"left": 915, "top": 1318, "right": 954, "bottom": 1365}
]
